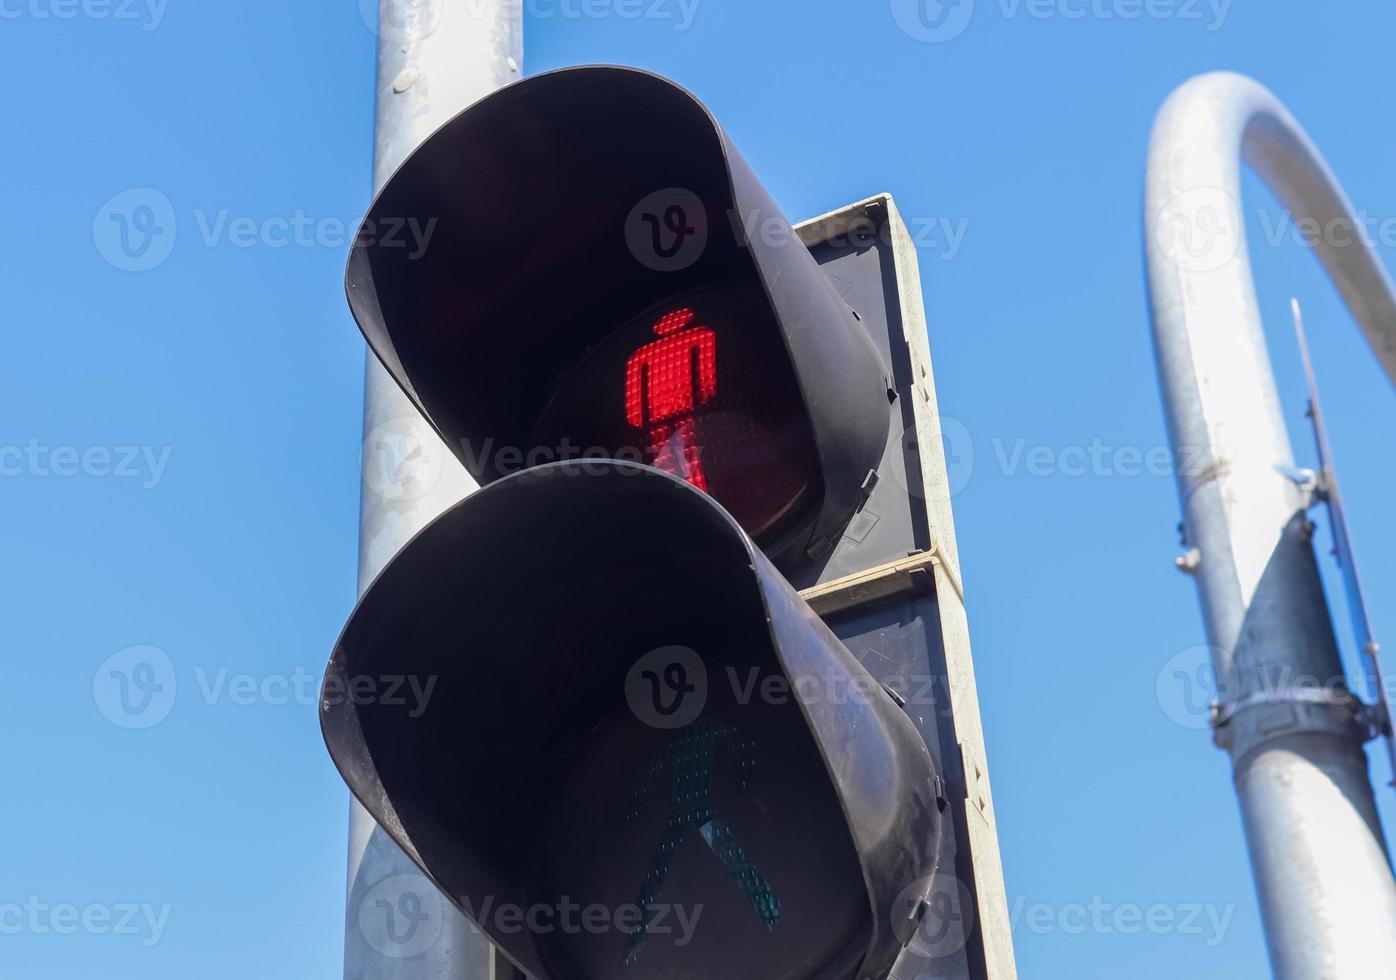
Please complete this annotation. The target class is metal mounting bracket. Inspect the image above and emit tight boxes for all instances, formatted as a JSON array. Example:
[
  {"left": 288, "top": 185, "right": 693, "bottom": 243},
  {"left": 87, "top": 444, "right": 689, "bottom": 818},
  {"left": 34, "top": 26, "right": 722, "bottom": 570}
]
[{"left": 798, "top": 546, "right": 963, "bottom": 618}]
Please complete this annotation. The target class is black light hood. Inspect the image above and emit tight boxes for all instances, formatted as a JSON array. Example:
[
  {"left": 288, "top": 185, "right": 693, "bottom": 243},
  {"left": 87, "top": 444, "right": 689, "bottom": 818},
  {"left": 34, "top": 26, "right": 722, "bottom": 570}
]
[
  {"left": 345, "top": 66, "right": 891, "bottom": 563},
  {"left": 321, "top": 462, "right": 940, "bottom": 979}
]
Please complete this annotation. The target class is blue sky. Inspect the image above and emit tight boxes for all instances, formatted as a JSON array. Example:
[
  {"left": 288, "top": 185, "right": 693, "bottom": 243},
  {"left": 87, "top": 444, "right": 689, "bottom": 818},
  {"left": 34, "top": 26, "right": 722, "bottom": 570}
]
[{"left": 3, "top": 1, "right": 1395, "bottom": 977}]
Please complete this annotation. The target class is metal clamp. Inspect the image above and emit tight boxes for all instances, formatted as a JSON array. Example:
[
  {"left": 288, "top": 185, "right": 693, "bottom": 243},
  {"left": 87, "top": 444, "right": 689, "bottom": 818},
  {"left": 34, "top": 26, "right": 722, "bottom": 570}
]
[
  {"left": 1210, "top": 687, "right": 1377, "bottom": 755},
  {"left": 1211, "top": 687, "right": 1365, "bottom": 728}
]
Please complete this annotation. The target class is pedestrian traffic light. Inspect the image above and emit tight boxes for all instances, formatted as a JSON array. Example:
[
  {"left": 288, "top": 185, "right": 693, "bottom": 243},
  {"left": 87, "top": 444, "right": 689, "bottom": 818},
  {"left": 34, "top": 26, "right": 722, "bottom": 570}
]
[
  {"left": 345, "top": 65, "right": 892, "bottom": 568},
  {"left": 328, "top": 64, "right": 1017, "bottom": 980},
  {"left": 323, "top": 462, "right": 943, "bottom": 980}
]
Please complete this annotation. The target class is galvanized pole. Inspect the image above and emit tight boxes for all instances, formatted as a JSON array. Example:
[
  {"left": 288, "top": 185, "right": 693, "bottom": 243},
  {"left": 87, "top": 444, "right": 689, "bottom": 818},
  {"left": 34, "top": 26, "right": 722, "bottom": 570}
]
[
  {"left": 346, "top": 2, "right": 521, "bottom": 978},
  {"left": 1145, "top": 71, "right": 1396, "bottom": 979}
]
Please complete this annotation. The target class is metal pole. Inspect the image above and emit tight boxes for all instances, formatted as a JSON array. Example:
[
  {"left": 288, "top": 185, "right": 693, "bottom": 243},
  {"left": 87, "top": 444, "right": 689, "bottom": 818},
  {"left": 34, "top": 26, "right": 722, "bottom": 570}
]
[
  {"left": 346, "top": 2, "right": 521, "bottom": 978},
  {"left": 1145, "top": 71, "right": 1396, "bottom": 978}
]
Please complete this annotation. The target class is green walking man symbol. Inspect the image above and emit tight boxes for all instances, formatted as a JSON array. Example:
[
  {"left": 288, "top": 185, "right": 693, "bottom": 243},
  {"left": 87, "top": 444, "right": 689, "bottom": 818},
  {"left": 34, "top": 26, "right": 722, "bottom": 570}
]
[{"left": 621, "top": 718, "right": 780, "bottom": 965}]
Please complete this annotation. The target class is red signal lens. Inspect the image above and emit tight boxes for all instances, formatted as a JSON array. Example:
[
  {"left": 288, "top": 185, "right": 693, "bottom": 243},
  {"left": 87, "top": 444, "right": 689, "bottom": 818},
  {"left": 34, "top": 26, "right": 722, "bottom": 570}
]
[
  {"left": 625, "top": 308, "right": 718, "bottom": 492},
  {"left": 533, "top": 283, "right": 821, "bottom": 542}
]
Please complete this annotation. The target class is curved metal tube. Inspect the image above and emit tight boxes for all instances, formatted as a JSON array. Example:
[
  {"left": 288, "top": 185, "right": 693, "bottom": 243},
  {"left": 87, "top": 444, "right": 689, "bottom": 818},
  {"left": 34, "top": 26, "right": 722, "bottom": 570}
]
[{"left": 1146, "top": 71, "right": 1396, "bottom": 978}]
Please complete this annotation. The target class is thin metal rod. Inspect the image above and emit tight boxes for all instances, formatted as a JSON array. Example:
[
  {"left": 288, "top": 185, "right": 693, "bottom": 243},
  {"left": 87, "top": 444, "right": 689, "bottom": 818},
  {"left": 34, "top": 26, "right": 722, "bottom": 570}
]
[
  {"left": 1292, "top": 298, "right": 1396, "bottom": 784},
  {"left": 345, "top": 3, "right": 521, "bottom": 978},
  {"left": 1145, "top": 71, "right": 1396, "bottom": 978}
]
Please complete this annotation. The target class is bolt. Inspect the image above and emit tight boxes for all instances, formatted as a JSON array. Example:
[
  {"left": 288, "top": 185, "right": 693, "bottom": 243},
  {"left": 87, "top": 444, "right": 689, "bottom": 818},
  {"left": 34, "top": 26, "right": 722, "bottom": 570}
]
[{"left": 1175, "top": 548, "right": 1202, "bottom": 575}]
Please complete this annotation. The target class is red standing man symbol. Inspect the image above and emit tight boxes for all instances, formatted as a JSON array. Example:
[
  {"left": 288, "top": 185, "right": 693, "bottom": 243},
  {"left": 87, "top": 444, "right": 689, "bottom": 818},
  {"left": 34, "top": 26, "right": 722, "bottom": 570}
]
[{"left": 625, "top": 308, "right": 718, "bottom": 491}]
